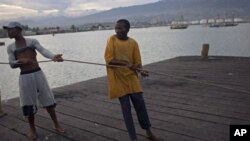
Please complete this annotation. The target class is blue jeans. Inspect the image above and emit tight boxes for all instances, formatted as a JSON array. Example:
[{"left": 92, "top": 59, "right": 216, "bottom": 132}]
[{"left": 119, "top": 93, "right": 151, "bottom": 140}]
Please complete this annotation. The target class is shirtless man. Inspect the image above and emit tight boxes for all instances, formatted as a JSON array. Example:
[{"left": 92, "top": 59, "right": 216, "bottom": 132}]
[{"left": 3, "top": 22, "right": 65, "bottom": 139}]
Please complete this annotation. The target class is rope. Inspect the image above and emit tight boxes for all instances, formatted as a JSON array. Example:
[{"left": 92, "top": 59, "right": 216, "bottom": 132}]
[
  {"left": 0, "top": 60, "right": 53, "bottom": 65},
  {"left": 0, "top": 59, "right": 125, "bottom": 68},
  {"left": 63, "top": 59, "right": 126, "bottom": 68},
  {"left": 1, "top": 59, "right": 250, "bottom": 94}
]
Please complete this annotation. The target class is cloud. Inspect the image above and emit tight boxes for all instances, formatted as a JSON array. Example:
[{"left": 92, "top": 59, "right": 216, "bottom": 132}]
[
  {"left": 64, "top": 0, "right": 158, "bottom": 16},
  {"left": 0, "top": 4, "right": 38, "bottom": 20},
  {"left": 97, "top": 0, "right": 158, "bottom": 8},
  {"left": 42, "top": 9, "right": 60, "bottom": 16},
  {"left": 0, "top": 0, "right": 70, "bottom": 10},
  {"left": 0, "top": 0, "right": 159, "bottom": 20},
  {"left": 64, "top": 1, "right": 109, "bottom": 17}
]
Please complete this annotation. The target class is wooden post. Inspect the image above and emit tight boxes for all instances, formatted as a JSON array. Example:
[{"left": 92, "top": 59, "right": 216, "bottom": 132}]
[
  {"left": 201, "top": 43, "right": 209, "bottom": 60},
  {"left": 0, "top": 42, "right": 5, "bottom": 46},
  {"left": 0, "top": 89, "right": 6, "bottom": 117}
]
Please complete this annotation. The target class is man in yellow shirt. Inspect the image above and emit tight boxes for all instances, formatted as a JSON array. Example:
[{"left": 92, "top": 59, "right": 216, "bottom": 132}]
[{"left": 105, "top": 19, "right": 158, "bottom": 141}]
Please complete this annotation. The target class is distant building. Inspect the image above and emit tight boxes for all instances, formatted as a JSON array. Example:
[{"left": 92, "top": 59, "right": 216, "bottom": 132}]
[{"left": 24, "top": 30, "right": 36, "bottom": 36}]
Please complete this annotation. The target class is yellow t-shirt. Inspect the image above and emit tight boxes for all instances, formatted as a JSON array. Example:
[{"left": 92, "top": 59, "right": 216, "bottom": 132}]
[{"left": 104, "top": 35, "right": 143, "bottom": 99}]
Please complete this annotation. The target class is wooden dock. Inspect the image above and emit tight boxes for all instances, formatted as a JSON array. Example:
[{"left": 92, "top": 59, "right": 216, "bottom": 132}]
[{"left": 1, "top": 56, "right": 250, "bottom": 141}]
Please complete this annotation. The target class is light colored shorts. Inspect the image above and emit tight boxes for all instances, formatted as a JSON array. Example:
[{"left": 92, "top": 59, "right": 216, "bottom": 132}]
[{"left": 19, "top": 68, "right": 56, "bottom": 116}]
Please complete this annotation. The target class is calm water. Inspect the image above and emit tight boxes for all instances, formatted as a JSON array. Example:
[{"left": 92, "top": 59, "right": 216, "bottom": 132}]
[{"left": 1, "top": 23, "right": 250, "bottom": 100}]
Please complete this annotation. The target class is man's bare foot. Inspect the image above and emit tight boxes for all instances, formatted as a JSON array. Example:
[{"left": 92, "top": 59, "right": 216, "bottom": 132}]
[
  {"left": 146, "top": 130, "right": 158, "bottom": 141},
  {"left": 27, "top": 130, "right": 38, "bottom": 140},
  {"left": 54, "top": 126, "right": 65, "bottom": 133}
]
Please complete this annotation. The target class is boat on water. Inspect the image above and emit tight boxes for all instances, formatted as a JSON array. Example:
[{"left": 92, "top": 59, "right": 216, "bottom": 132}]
[
  {"left": 170, "top": 15, "right": 188, "bottom": 29},
  {"left": 170, "top": 24, "right": 188, "bottom": 29},
  {"left": 223, "top": 15, "right": 238, "bottom": 27},
  {"left": 223, "top": 22, "right": 238, "bottom": 27},
  {"left": 209, "top": 15, "right": 238, "bottom": 28},
  {"left": 209, "top": 22, "right": 238, "bottom": 28},
  {"left": 209, "top": 23, "right": 221, "bottom": 28}
]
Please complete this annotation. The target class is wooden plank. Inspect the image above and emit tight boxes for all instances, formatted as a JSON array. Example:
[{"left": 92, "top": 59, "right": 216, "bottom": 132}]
[
  {"left": 54, "top": 83, "right": 250, "bottom": 123},
  {"left": 5, "top": 98, "right": 125, "bottom": 141},
  {"left": 2, "top": 105, "right": 77, "bottom": 141},
  {"left": 55, "top": 97, "right": 226, "bottom": 141},
  {"left": 0, "top": 124, "right": 28, "bottom": 141},
  {"left": 56, "top": 100, "right": 209, "bottom": 141}
]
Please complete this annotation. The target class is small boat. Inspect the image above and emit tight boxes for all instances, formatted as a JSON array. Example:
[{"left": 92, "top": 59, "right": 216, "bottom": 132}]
[
  {"left": 170, "top": 24, "right": 188, "bottom": 29},
  {"left": 223, "top": 22, "right": 238, "bottom": 27},
  {"left": 209, "top": 15, "right": 238, "bottom": 28},
  {"left": 223, "top": 15, "right": 238, "bottom": 27},
  {"left": 209, "top": 23, "right": 221, "bottom": 28},
  {"left": 170, "top": 15, "right": 188, "bottom": 29},
  {"left": 209, "top": 22, "right": 238, "bottom": 28}
]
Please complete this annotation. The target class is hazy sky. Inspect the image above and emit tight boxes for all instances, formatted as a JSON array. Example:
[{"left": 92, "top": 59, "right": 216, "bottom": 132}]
[{"left": 0, "top": 0, "right": 159, "bottom": 20}]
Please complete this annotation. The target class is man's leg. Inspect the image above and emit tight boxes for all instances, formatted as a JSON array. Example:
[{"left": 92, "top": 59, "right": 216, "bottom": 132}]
[
  {"left": 36, "top": 71, "right": 64, "bottom": 132},
  {"left": 119, "top": 95, "right": 137, "bottom": 141},
  {"left": 46, "top": 106, "right": 65, "bottom": 133},
  {"left": 27, "top": 114, "right": 38, "bottom": 139},
  {"left": 22, "top": 105, "right": 38, "bottom": 139},
  {"left": 131, "top": 93, "right": 151, "bottom": 129},
  {"left": 131, "top": 93, "right": 158, "bottom": 141}
]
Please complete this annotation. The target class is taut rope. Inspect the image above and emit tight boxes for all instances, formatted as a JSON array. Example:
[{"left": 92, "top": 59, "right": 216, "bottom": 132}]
[{"left": 0, "top": 59, "right": 249, "bottom": 94}]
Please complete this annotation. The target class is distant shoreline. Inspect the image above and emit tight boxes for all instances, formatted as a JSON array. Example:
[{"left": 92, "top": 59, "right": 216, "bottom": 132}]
[{"left": 1, "top": 20, "right": 249, "bottom": 38}]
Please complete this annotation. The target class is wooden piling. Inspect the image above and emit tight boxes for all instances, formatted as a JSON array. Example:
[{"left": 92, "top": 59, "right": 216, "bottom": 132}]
[
  {"left": 0, "top": 42, "right": 5, "bottom": 46},
  {"left": 201, "top": 43, "right": 209, "bottom": 60},
  {"left": 0, "top": 89, "right": 4, "bottom": 117}
]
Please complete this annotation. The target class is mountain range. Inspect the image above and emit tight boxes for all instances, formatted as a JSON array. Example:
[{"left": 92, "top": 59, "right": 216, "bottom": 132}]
[{"left": 1, "top": 0, "right": 250, "bottom": 28}]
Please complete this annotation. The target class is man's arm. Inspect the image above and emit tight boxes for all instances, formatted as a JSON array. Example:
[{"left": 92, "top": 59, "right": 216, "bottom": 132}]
[
  {"left": 7, "top": 46, "right": 20, "bottom": 68},
  {"left": 33, "top": 39, "right": 55, "bottom": 59},
  {"left": 33, "top": 39, "right": 63, "bottom": 62}
]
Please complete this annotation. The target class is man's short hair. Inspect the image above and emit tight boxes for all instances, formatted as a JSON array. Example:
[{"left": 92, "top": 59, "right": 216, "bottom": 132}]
[{"left": 117, "top": 19, "right": 130, "bottom": 31}]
